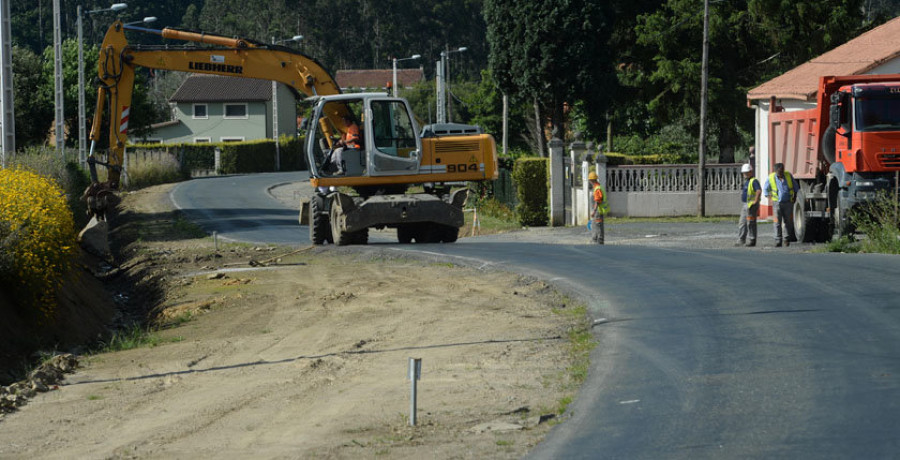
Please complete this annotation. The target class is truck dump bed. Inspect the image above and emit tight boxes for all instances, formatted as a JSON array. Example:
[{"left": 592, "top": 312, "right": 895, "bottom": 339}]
[{"left": 768, "top": 108, "right": 821, "bottom": 180}]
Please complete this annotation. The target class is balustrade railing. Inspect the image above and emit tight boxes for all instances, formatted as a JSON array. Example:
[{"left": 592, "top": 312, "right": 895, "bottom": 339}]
[{"left": 606, "top": 164, "right": 742, "bottom": 193}]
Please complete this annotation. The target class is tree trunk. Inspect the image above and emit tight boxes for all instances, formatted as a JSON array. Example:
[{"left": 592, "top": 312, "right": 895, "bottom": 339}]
[
  {"left": 533, "top": 98, "right": 545, "bottom": 157},
  {"left": 718, "top": 116, "right": 738, "bottom": 163}
]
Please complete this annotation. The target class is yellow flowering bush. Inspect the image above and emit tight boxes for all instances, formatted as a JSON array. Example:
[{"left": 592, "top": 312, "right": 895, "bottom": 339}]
[{"left": 0, "top": 168, "right": 77, "bottom": 320}]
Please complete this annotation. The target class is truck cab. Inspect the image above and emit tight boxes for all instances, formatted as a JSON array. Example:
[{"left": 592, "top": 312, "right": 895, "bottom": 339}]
[{"left": 831, "top": 83, "right": 900, "bottom": 173}]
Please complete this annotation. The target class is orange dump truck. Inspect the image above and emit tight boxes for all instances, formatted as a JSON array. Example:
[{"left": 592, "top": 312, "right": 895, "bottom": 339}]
[{"left": 768, "top": 75, "right": 900, "bottom": 241}]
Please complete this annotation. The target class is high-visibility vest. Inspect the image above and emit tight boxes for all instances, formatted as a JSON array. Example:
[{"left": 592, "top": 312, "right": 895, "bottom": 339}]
[
  {"left": 592, "top": 182, "right": 609, "bottom": 215},
  {"left": 746, "top": 177, "right": 759, "bottom": 208},
  {"left": 768, "top": 171, "right": 795, "bottom": 202}
]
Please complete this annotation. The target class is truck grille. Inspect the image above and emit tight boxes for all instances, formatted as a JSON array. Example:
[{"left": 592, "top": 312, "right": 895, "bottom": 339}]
[
  {"left": 435, "top": 141, "right": 481, "bottom": 154},
  {"left": 879, "top": 153, "right": 900, "bottom": 168}
]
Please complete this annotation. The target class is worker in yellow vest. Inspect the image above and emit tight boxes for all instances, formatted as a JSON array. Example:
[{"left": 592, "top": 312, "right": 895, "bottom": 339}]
[
  {"left": 737, "top": 163, "right": 761, "bottom": 246},
  {"left": 588, "top": 171, "right": 608, "bottom": 244},
  {"left": 763, "top": 162, "right": 797, "bottom": 247}
]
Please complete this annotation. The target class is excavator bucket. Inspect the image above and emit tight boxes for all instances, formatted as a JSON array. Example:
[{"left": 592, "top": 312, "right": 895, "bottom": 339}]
[
  {"left": 78, "top": 216, "right": 110, "bottom": 257},
  {"left": 299, "top": 198, "right": 311, "bottom": 226}
]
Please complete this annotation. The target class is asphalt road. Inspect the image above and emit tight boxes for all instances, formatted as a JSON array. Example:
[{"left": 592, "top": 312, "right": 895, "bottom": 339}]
[{"left": 172, "top": 172, "right": 900, "bottom": 459}]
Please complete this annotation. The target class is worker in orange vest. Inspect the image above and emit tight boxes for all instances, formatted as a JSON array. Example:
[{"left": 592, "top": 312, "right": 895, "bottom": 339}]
[
  {"left": 588, "top": 171, "right": 609, "bottom": 244},
  {"left": 331, "top": 115, "right": 361, "bottom": 175}
]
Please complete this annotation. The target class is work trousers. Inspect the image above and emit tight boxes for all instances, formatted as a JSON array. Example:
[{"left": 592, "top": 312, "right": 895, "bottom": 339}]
[
  {"left": 737, "top": 203, "right": 758, "bottom": 243},
  {"left": 591, "top": 214, "right": 605, "bottom": 245},
  {"left": 773, "top": 201, "right": 797, "bottom": 243}
]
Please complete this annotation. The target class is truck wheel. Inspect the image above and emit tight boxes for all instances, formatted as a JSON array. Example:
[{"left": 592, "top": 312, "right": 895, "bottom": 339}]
[
  {"left": 834, "top": 197, "right": 854, "bottom": 238},
  {"left": 309, "top": 196, "right": 332, "bottom": 245},
  {"left": 793, "top": 189, "right": 814, "bottom": 242}
]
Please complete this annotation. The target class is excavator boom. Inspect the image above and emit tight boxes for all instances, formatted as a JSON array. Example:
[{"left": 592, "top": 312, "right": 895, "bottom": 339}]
[{"left": 87, "top": 21, "right": 340, "bottom": 189}]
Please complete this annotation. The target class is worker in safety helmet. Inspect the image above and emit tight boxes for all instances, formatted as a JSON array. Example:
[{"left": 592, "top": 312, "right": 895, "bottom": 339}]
[
  {"left": 588, "top": 171, "right": 608, "bottom": 244},
  {"left": 737, "top": 163, "right": 761, "bottom": 247},
  {"left": 763, "top": 162, "right": 797, "bottom": 247},
  {"left": 330, "top": 115, "right": 362, "bottom": 175}
]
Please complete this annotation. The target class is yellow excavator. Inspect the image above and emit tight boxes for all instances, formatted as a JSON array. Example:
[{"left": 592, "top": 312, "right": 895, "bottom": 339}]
[{"left": 84, "top": 21, "right": 498, "bottom": 246}]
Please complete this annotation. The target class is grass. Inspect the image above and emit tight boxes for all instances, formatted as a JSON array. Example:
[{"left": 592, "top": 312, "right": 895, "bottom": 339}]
[
  {"left": 550, "top": 304, "right": 596, "bottom": 416},
  {"left": 95, "top": 323, "right": 183, "bottom": 353},
  {"left": 816, "top": 193, "right": 900, "bottom": 254},
  {"left": 462, "top": 197, "right": 521, "bottom": 236},
  {"left": 819, "top": 236, "right": 860, "bottom": 253}
]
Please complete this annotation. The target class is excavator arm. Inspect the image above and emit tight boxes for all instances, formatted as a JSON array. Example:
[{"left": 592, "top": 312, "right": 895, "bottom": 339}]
[{"left": 86, "top": 21, "right": 340, "bottom": 192}]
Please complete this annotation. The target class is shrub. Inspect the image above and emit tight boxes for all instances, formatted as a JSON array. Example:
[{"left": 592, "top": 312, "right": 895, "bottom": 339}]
[
  {"left": 852, "top": 192, "right": 900, "bottom": 254},
  {"left": 604, "top": 151, "right": 695, "bottom": 166},
  {"left": 8, "top": 147, "right": 91, "bottom": 228},
  {"left": 129, "top": 136, "right": 307, "bottom": 176},
  {"left": 511, "top": 157, "right": 549, "bottom": 226},
  {"left": 124, "top": 151, "right": 186, "bottom": 189},
  {"left": 0, "top": 168, "right": 78, "bottom": 321}
]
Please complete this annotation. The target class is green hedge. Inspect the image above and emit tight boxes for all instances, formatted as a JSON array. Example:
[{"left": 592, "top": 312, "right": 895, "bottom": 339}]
[
  {"left": 129, "top": 136, "right": 307, "bottom": 175},
  {"left": 511, "top": 157, "right": 549, "bottom": 227},
  {"left": 604, "top": 151, "right": 694, "bottom": 166}
]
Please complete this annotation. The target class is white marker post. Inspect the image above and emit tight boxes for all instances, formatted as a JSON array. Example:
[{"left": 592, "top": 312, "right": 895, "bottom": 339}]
[{"left": 408, "top": 357, "right": 422, "bottom": 426}]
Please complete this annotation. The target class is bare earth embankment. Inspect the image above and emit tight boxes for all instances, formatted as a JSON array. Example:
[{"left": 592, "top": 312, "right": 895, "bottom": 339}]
[{"left": 0, "top": 184, "right": 589, "bottom": 459}]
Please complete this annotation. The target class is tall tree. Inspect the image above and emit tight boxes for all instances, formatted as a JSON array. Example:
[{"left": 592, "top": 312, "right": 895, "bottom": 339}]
[
  {"left": 485, "top": 0, "right": 615, "bottom": 146},
  {"left": 12, "top": 46, "right": 53, "bottom": 146}
]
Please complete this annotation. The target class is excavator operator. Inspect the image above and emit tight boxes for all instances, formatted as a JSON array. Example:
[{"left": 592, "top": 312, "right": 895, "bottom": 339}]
[{"left": 330, "top": 115, "right": 362, "bottom": 175}]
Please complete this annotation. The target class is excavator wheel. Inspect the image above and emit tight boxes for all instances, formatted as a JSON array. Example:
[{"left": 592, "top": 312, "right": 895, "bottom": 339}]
[
  {"left": 309, "top": 195, "right": 333, "bottom": 245},
  {"left": 437, "top": 224, "right": 459, "bottom": 243},
  {"left": 397, "top": 225, "right": 414, "bottom": 244},
  {"left": 330, "top": 203, "right": 367, "bottom": 246}
]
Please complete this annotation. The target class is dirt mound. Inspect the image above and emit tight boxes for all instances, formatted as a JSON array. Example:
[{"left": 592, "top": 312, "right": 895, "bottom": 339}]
[{"left": 0, "top": 354, "right": 79, "bottom": 417}]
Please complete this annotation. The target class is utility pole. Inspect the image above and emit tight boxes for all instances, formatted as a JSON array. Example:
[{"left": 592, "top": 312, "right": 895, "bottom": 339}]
[
  {"left": 54, "top": 0, "right": 65, "bottom": 155},
  {"left": 502, "top": 94, "right": 508, "bottom": 156},
  {"left": 271, "top": 37, "right": 280, "bottom": 171},
  {"left": 435, "top": 61, "right": 446, "bottom": 124},
  {"left": 0, "top": 0, "right": 14, "bottom": 166},
  {"left": 77, "top": 6, "right": 85, "bottom": 167},
  {"left": 697, "top": 0, "right": 710, "bottom": 217}
]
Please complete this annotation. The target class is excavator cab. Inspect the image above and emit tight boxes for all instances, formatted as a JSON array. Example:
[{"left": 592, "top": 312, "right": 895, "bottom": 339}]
[{"left": 307, "top": 94, "right": 422, "bottom": 180}]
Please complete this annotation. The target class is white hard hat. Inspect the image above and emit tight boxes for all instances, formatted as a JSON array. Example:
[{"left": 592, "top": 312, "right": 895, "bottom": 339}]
[{"left": 741, "top": 163, "right": 752, "bottom": 173}]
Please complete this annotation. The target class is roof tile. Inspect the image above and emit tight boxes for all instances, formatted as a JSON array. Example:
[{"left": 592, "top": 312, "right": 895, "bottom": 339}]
[
  {"left": 748, "top": 16, "right": 900, "bottom": 101},
  {"left": 170, "top": 74, "right": 273, "bottom": 102}
]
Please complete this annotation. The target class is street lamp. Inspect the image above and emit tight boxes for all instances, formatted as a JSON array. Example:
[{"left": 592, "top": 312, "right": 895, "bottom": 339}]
[
  {"left": 271, "top": 35, "right": 304, "bottom": 171},
  {"left": 78, "top": 2, "right": 127, "bottom": 167},
  {"left": 391, "top": 54, "right": 420, "bottom": 97},
  {"left": 124, "top": 16, "right": 157, "bottom": 27},
  {"left": 439, "top": 46, "right": 466, "bottom": 123},
  {"left": 276, "top": 35, "right": 304, "bottom": 46}
]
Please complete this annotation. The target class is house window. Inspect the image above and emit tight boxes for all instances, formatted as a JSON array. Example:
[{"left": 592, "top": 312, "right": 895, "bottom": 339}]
[
  {"left": 192, "top": 104, "right": 208, "bottom": 119},
  {"left": 142, "top": 139, "right": 162, "bottom": 144},
  {"left": 220, "top": 137, "right": 245, "bottom": 143},
  {"left": 224, "top": 103, "right": 248, "bottom": 119},
  {"left": 194, "top": 137, "right": 211, "bottom": 143}
]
